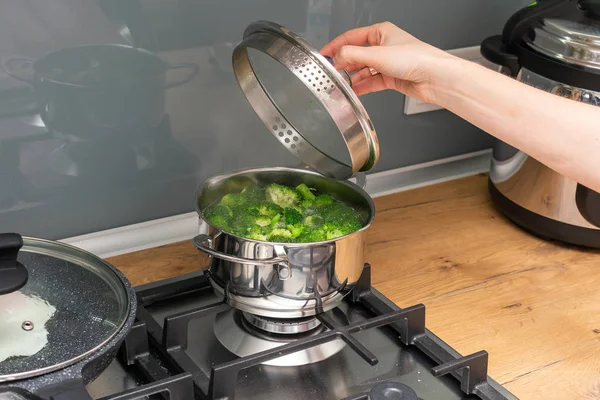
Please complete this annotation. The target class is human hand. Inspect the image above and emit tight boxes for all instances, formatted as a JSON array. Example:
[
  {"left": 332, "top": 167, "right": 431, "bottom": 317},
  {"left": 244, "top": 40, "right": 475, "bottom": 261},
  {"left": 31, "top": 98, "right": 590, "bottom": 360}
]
[{"left": 320, "top": 22, "right": 458, "bottom": 103}]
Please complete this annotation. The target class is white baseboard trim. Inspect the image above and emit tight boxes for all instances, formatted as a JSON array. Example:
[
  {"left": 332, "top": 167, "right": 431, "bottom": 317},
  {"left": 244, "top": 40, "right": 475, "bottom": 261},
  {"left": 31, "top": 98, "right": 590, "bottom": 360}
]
[{"left": 60, "top": 149, "right": 492, "bottom": 259}]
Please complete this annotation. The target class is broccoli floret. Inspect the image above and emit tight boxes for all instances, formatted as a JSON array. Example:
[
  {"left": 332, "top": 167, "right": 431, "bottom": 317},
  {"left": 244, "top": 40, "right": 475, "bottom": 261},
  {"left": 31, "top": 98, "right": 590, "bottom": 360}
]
[
  {"left": 265, "top": 184, "right": 302, "bottom": 208},
  {"left": 205, "top": 204, "right": 233, "bottom": 229},
  {"left": 220, "top": 193, "right": 246, "bottom": 208},
  {"left": 323, "top": 224, "right": 345, "bottom": 240},
  {"left": 287, "top": 224, "right": 305, "bottom": 238},
  {"left": 249, "top": 202, "right": 284, "bottom": 218},
  {"left": 268, "top": 228, "right": 294, "bottom": 242},
  {"left": 304, "top": 215, "right": 324, "bottom": 228},
  {"left": 298, "top": 226, "right": 328, "bottom": 242},
  {"left": 317, "top": 202, "right": 363, "bottom": 237},
  {"left": 296, "top": 183, "right": 316, "bottom": 201},
  {"left": 207, "top": 204, "right": 233, "bottom": 218},
  {"left": 314, "top": 194, "right": 333, "bottom": 206},
  {"left": 301, "top": 199, "right": 314, "bottom": 209},
  {"left": 284, "top": 207, "right": 303, "bottom": 225},
  {"left": 255, "top": 216, "right": 272, "bottom": 227},
  {"left": 229, "top": 213, "right": 256, "bottom": 234},
  {"left": 246, "top": 225, "right": 268, "bottom": 241},
  {"left": 206, "top": 215, "right": 230, "bottom": 230},
  {"left": 241, "top": 184, "right": 265, "bottom": 203}
]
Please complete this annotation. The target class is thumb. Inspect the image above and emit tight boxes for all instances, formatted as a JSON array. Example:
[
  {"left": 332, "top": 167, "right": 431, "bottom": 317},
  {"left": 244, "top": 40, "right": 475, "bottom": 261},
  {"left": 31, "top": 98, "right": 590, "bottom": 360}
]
[{"left": 333, "top": 45, "right": 391, "bottom": 74}]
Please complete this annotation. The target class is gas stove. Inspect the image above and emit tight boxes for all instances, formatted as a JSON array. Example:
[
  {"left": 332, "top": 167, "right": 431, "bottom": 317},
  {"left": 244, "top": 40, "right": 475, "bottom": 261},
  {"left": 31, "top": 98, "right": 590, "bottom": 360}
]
[{"left": 55, "top": 264, "right": 516, "bottom": 400}]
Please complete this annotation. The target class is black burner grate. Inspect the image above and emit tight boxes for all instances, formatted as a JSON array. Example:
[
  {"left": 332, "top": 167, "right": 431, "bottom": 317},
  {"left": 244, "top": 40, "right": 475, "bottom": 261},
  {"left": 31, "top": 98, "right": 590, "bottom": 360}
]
[{"left": 120, "top": 264, "right": 513, "bottom": 400}]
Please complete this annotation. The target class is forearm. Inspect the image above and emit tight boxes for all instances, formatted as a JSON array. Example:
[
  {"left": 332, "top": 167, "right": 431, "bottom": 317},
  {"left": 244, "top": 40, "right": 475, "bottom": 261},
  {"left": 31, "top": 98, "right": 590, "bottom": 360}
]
[{"left": 433, "top": 58, "right": 600, "bottom": 192}]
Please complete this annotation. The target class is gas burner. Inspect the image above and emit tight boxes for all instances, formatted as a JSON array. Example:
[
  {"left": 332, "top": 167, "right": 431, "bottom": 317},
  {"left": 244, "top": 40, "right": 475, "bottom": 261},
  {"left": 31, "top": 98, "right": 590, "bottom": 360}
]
[
  {"left": 214, "top": 309, "right": 346, "bottom": 367},
  {"left": 241, "top": 312, "right": 321, "bottom": 335}
]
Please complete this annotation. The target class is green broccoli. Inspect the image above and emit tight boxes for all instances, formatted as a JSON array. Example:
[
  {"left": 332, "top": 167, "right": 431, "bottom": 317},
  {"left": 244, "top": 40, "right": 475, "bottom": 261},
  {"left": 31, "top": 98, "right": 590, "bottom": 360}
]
[
  {"left": 284, "top": 207, "right": 303, "bottom": 225},
  {"left": 304, "top": 215, "right": 324, "bottom": 228},
  {"left": 255, "top": 216, "right": 272, "bottom": 227},
  {"left": 249, "top": 202, "right": 284, "bottom": 218},
  {"left": 205, "top": 204, "right": 233, "bottom": 229},
  {"left": 296, "top": 183, "right": 316, "bottom": 201},
  {"left": 265, "top": 184, "right": 302, "bottom": 208},
  {"left": 246, "top": 225, "right": 268, "bottom": 241},
  {"left": 208, "top": 182, "right": 363, "bottom": 243},
  {"left": 268, "top": 228, "right": 294, "bottom": 242},
  {"left": 241, "top": 184, "right": 265, "bottom": 203},
  {"left": 314, "top": 194, "right": 333, "bottom": 206},
  {"left": 301, "top": 199, "right": 314, "bottom": 209},
  {"left": 287, "top": 224, "right": 305, "bottom": 238},
  {"left": 229, "top": 213, "right": 257, "bottom": 234},
  {"left": 298, "top": 226, "right": 328, "bottom": 242},
  {"left": 220, "top": 193, "right": 246, "bottom": 208}
]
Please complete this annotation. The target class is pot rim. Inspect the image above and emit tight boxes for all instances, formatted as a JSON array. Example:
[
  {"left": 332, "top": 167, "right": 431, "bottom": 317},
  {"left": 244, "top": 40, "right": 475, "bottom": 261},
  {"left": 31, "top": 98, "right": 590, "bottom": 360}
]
[{"left": 195, "top": 166, "right": 375, "bottom": 247}]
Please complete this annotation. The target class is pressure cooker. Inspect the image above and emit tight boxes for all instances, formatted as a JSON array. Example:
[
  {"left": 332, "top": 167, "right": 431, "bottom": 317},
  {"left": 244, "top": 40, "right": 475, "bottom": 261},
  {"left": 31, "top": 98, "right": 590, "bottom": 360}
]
[{"left": 481, "top": 0, "right": 600, "bottom": 247}]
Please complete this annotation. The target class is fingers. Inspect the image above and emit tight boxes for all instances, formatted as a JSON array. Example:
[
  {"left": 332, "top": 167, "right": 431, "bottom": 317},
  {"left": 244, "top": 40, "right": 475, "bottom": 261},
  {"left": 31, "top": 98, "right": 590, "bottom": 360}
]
[
  {"left": 320, "top": 22, "right": 394, "bottom": 57},
  {"left": 352, "top": 74, "right": 388, "bottom": 96},
  {"left": 350, "top": 66, "right": 377, "bottom": 86},
  {"left": 333, "top": 45, "right": 390, "bottom": 75}
]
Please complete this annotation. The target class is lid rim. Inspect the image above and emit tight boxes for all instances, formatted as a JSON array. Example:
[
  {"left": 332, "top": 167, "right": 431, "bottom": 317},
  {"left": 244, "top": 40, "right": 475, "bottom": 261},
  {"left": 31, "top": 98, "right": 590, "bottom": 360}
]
[
  {"left": 527, "top": 18, "right": 600, "bottom": 70},
  {"left": 236, "top": 21, "right": 379, "bottom": 179}
]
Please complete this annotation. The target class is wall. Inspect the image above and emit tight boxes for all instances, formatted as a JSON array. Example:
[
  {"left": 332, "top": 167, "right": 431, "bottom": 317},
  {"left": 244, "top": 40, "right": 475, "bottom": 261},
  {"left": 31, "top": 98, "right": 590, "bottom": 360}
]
[{"left": 0, "top": 0, "right": 530, "bottom": 239}]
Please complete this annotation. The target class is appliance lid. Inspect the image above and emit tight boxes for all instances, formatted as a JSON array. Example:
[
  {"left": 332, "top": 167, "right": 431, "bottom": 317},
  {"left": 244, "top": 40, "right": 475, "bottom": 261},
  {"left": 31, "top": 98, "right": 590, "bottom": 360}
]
[
  {"left": 0, "top": 233, "right": 132, "bottom": 382},
  {"left": 525, "top": 18, "right": 600, "bottom": 70},
  {"left": 232, "top": 21, "right": 379, "bottom": 181}
]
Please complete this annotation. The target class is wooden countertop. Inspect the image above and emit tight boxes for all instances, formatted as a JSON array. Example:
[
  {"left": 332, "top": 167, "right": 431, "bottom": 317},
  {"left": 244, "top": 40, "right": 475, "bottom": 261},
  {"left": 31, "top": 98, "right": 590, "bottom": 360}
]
[{"left": 108, "top": 174, "right": 600, "bottom": 400}]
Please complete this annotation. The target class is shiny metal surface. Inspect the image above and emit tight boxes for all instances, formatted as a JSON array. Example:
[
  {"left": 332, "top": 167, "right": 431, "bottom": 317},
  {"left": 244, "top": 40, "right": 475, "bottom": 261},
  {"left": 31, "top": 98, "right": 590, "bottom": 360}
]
[
  {"left": 490, "top": 66, "right": 600, "bottom": 230},
  {"left": 526, "top": 18, "right": 600, "bottom": 70},
  {"left": 490, "top": 147, "right": 599, "bottom": 229},
  {"left": 214, "top": 309, "right": 345, "bottom": 367},
  {"left": 518, "top": 67, "right": 600, "bottom": 105},
  {"left": 0, "top": 237, "right": 133, "bottom": 382},
  {"left": 242, "top": 312, "right": 321, "bottom": 334},
  {"left": 194, "top": 167, "right": 374, "bottom": 318},
  {"left": 232, "top": 21, "right": 379, "bottom": 180}
]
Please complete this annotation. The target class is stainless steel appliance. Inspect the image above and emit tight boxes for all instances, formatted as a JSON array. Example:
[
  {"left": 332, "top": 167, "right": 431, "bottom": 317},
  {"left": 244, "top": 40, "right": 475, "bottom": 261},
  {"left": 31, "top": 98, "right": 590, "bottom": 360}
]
[{"left": 481, "top": 0, "right": 600, "bottom": 247}]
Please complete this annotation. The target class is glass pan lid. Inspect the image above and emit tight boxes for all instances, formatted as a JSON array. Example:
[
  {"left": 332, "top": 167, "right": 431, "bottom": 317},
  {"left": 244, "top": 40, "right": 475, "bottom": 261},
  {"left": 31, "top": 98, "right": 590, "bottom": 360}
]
[{"left": 0, "top": 236, "right": 131, "bottom": 382}]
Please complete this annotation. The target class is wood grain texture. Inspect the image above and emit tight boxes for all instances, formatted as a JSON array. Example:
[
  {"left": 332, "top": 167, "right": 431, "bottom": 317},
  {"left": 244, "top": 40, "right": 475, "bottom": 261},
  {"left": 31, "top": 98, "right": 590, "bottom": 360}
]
[{"left": 107, "top": 174, "right": 600, "bottom": 400}]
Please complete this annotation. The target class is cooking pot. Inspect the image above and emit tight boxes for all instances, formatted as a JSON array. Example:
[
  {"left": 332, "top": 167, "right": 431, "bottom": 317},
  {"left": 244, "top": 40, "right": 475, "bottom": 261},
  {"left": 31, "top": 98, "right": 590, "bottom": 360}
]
[
  {"left": 193, "top": 167, "right": 374, "bottom": 318},
  {"left": 1, "top": 44, "right": 198, "bottom": 142},
  {"left": 0, "top": 233, "right": 136, "bottom": 398},
  {"left": 480, "top": 0, "right": 600, "bottom": 247},
  {"left": 192, "top": 21, "right": 379, "bottom": 318}
]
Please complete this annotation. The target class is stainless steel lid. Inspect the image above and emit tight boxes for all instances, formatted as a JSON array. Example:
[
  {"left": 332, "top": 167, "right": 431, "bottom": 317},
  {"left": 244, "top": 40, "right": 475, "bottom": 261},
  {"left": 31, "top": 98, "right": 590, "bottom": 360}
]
[
  {"left": 526, "top": 18, "right": 600, "bottom": 69},
  {"left": 0, "top": 234, "right": 132, "bottom": 382},
  {"left": 232, "top": 21, "right": 379, "bottom": 180}
]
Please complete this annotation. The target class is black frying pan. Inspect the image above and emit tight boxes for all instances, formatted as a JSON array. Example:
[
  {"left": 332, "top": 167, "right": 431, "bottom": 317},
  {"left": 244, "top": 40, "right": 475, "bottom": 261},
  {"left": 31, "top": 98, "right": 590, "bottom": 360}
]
[{"left": 0, "top": 233, "right": 137, "bottom": 399}]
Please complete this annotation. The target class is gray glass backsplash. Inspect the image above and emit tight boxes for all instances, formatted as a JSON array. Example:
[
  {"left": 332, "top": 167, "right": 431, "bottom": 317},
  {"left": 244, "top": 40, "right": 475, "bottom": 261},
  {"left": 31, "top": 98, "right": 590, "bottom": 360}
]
[{"left": 0, "top": 0, "right": 528, "bottom": 239}]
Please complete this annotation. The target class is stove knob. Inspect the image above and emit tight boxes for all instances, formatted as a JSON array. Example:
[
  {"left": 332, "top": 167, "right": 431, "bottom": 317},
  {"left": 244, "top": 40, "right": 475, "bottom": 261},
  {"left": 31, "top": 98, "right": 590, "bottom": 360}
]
[{"left": 369, "top": 382, "right": 418, "bottom": 400}]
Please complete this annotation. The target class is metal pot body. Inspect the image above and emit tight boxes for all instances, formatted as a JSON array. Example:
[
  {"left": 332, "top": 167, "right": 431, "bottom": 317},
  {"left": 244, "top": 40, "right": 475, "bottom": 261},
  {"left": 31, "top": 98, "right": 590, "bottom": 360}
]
[
  {"left": 488, "top": 66, "right": 600, "bottom": 246},
  {"left": 2, "top": 44, "right": 198, "bottom": 142},
  {"left": 193, "top": 167, "right": 375, "bottom": 318}
]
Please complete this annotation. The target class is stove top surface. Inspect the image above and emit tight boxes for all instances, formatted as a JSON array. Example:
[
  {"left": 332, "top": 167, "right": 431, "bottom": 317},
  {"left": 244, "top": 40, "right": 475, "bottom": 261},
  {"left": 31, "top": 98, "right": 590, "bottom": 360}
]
[{"left": 2, "top": 265, "right": 518, "bottom": 400}]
